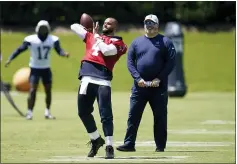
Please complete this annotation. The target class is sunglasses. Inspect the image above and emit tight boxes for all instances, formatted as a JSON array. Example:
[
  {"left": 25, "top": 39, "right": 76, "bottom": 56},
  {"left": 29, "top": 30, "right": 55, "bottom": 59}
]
[{"left": 144, "top": 20, "right": 156, "bottom": 26}]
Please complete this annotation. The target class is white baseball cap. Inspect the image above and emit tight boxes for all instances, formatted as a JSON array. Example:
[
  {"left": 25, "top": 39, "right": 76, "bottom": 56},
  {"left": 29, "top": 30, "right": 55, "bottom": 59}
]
[
  {"left": 144, "top": 14, "right": 159, "bottom": 25},
  {"left": 35, "top": 20, "right": 51, "bottom": 33}
]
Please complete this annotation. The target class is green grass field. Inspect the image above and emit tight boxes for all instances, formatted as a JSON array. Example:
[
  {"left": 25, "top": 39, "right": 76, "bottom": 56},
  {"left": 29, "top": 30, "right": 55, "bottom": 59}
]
[
  {"left": 1, "top": 91, "right": 235, "bottom": 163},
  {"left": 1, "top": 30, "right": 235, "bottom": 92},
  {"left": 1, "top": 30, "right": 235, "bottom": 163}
]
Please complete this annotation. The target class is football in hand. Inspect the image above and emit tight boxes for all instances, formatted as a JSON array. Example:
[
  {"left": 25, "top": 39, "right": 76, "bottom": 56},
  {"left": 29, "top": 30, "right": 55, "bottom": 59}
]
[{"left": 80, "top": 13, "right": 94, "bottom": 32}]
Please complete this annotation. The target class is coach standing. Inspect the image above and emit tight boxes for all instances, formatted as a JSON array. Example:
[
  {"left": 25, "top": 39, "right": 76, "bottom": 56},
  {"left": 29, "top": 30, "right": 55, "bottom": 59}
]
[{"left": 117, "top": 14, "right": 176, "bottom": 152}]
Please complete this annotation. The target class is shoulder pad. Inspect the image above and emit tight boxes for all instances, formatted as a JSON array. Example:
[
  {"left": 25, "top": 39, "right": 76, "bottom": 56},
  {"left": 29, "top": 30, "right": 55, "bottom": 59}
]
[{"left": 24, "top": 34, "right": 37, "bottom": 42}]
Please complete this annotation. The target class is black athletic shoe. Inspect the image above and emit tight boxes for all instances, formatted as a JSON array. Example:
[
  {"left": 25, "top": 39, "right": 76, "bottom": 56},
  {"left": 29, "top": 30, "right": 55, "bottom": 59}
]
[
  {"left": 105, "top": 145, "right": 114, "bottom": 159},
  {"left": 87, "top": 137, "right": 105, "bottom": 157},
  {"left": 116, "top": 144, "right": 136, "bottom": 152},
  {"left": 155, "top": 148, "right": 165, "bottom": 152}
]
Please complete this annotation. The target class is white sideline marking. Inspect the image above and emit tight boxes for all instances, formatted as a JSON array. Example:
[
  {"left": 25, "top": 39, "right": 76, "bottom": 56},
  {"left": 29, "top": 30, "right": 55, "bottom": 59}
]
[
  {"left": 41, "top": 155, "right": 188, "bottom": 162},
  {"left": 201, "top": 120, "right": 235, "bottom": 125},
  {"left": 41, "top": 141, "right": 232, "bottom": 162},
  {"left": 114, "top": 141, "right": 234, "bottom": 147},
  {"left": 168, "top": 129, "right": 234, "bottom": 134}
]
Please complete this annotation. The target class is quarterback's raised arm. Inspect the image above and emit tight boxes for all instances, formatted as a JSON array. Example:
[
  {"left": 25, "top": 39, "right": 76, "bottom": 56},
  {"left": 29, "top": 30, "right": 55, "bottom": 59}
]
[{"left": 70, "top": 23, "right": 87, "bottom": 40}]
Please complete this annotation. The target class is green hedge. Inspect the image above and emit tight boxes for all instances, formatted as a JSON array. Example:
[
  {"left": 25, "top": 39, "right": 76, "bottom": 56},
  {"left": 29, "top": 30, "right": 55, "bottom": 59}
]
[{"left": 1, "top": 2, "right": 235, "bottom": 26}]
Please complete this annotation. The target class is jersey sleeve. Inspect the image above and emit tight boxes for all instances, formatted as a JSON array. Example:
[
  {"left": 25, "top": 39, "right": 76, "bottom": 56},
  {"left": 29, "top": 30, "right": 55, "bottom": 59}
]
[
  {"left": 112, "top": 40, "right": 127, "bottom": 56},
  {"left": 157, "top": 37, "right": 176, "bottom": 80},
  {"left": 127, "top": 40, "right": 142, "bottom": 82},
  {"left": 84, "top": 32, "right": 93, "bottom": 43},
  {"left": 70, "top": 23, "right": 92, "bottom": 43},
  {"left": 51, "top": 35, "right": 59, "bottom": 43},
  {"left": 24, "top": 35, "right": 33, "bottom": 45}
]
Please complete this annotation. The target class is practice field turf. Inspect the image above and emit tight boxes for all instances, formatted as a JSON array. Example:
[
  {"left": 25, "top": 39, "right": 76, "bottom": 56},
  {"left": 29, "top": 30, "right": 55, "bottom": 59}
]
[
  {"left": 1, "top": 30, "right": 235, "bottom": 92},
  {"left": 1, "top": 91, "right": 235, "bottom": 163}
]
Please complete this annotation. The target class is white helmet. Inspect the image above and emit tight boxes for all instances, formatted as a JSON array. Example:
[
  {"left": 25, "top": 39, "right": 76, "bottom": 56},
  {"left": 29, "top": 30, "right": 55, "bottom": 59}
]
[{"left": 35, "top": 20, "right": 51, "bottom": 33}]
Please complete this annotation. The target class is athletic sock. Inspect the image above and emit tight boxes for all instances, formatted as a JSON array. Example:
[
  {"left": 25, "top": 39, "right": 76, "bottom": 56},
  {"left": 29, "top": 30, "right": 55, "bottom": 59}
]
[
  {"left": 27, "top": 109, "right": 32, "bottom": 115},
  {"left": 88, "top": 130, "right": 100, "bottom": 140},
  {"left": 105, "top": 136, "right": 113, "bottom": 146},
  {"left": 45, "top": 108, "right": 50, "bottom": 116}
]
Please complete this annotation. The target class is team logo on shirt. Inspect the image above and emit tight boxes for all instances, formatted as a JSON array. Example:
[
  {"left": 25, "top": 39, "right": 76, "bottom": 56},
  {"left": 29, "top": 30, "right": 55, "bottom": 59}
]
[{"left": 154, "top": 41, "right": 160, "bottom": 47}]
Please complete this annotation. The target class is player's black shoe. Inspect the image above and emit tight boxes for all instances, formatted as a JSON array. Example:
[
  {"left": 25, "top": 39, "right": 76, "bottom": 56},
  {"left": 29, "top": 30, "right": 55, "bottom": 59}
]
[
  {"left": 105, "top": 145, "right": 114, "bottom": 159},
  {"left": 116, "top": 144, "right": 136, "bottom": 152},
  {"left": 155, "top": 148, "right": 165, "bottom": 152},
  {"left": 87, "top": 137, "right": 105, "bottom": 157}
]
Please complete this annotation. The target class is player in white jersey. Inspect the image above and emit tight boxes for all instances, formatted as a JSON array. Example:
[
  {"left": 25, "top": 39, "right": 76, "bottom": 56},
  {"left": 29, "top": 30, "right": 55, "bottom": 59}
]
[{"left": 5, "top": 20, "right": 69, "bottom": 120}]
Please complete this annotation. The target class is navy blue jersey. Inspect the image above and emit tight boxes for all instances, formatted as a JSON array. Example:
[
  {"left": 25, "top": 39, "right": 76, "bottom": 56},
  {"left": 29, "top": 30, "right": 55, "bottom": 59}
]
[
  {"left": 79, "top": 61, "right": 113, "bottom": 80},
  {"left": 127, "top": 34, "right": 176, "bottom": 91}
]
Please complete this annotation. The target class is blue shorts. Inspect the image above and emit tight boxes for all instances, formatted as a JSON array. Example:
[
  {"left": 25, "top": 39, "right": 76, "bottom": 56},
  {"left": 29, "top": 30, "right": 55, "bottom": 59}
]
[{"left": 29, "top": 68, "right": 52, "bottom": 85}]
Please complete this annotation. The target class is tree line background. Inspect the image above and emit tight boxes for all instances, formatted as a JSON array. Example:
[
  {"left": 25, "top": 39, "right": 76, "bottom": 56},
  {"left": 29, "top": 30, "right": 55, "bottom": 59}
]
[{"left": 0, "top": 1, "right": 236, "bottom": 27}]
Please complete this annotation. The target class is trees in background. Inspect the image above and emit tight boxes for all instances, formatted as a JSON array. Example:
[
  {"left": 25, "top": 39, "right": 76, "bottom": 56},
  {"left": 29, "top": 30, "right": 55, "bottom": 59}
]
[{"left": 1, "top": 1, "right": 235, "bottom": 26}]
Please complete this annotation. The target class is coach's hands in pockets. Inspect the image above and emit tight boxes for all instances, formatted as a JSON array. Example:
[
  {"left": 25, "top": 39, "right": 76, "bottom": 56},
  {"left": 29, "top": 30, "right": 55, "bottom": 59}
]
[{"left": 138, "top": 79, "right": 146, "bottom": 87}]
